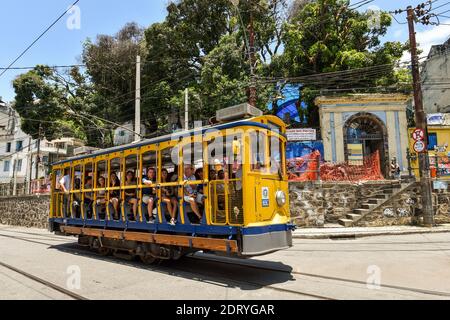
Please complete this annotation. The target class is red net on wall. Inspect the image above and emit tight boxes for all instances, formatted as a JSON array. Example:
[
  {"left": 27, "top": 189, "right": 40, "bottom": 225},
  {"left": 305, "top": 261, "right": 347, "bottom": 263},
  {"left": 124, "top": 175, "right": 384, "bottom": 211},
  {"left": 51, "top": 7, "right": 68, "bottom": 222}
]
[{"left": 288, "top": 150, "right": 384, "bottom": 182}]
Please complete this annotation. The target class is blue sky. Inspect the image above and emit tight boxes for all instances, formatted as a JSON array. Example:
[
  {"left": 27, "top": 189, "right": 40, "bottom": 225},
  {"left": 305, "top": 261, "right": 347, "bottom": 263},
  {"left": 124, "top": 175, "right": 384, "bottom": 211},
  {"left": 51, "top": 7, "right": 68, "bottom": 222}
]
[{"left": 1, "top": 0, "right": 449, "bottom": 103}]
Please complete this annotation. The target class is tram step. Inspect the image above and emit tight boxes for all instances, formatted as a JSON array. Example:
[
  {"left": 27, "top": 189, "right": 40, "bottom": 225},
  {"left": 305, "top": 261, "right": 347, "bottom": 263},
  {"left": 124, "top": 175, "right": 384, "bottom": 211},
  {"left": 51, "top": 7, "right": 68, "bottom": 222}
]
[
  {"left": 338, "top": 219, "right": 354, "bottom": 227},
  {"left": 346, "top": 213, "right": 362, "bottom": 221}
]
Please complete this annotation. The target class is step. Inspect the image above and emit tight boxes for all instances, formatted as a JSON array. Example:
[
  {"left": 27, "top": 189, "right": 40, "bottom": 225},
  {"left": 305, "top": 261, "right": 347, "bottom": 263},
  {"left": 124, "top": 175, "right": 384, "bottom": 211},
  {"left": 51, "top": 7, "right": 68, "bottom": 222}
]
[
  {"left": 360, "top": 203, "right": 376, "bottom": 209},
  {"left": 374, "top": 194, "right": 387, "bottom": 199},
  {"left": 346, "top": 213, "right": 362, "bottom": 220},
  {"left": 365, "top": 199, "right": 379, "bottom": 204},
  {"left": 338, "top": 218, "right": 354, "bottom": 227},
  {"left": 353, "top": 208, "right": 370, "bottom": 215}
]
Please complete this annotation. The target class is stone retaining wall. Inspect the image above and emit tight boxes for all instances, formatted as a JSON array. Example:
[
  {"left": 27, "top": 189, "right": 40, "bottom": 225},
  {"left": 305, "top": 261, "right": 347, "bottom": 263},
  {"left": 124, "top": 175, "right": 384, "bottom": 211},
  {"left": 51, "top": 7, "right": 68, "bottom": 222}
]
[
  {"left": 0, "top": 195, "right": 50, "bottom": 229},
  {"left": 289, "top": 181, "right": 450, "bottom": 227},
  {"left": 1, "top": 183, "right": 449, "bottom": 230}
]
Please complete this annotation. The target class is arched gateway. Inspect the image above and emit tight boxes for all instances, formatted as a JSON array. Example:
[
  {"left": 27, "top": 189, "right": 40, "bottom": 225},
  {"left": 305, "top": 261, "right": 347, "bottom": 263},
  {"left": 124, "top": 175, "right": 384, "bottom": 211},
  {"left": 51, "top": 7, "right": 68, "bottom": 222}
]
[{"left": 343, "top": 112, "right": 389, "bottom": 178}]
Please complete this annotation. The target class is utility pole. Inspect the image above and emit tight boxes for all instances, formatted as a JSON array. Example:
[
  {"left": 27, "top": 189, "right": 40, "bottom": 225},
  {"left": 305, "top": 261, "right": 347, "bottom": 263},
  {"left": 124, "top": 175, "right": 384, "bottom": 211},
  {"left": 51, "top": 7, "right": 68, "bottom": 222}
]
[
  {"left": 407, "top": 6, "right": 434, "bottom": 226},
  {"left": 35, "top": 124, "right": 42, "bottom": 180},
  {"left": 248, "top": 6, "right": 257, "bottom": 107},
  {"left": 27, "top": 137, "right": 32, "bottom": 194},
  {"left": 135, "top": 55, "right": 141, "bottom": 142},
  {"left": 185, "top": 88, "right": 189, "bottom": 131},
  {"left": 12, "top": 159, "right": 17, "bottom": 196}
]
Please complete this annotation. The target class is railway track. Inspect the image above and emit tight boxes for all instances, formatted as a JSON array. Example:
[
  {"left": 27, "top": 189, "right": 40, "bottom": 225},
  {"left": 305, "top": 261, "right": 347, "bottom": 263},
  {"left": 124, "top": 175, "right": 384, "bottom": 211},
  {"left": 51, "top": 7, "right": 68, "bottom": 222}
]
[
  {"left": 1, "top": 229, "right": 450, "bottom": 300},
  {"left": 0, "top": 231, "right": 333, "bottom": 300},
  {"left": 0, "top": 261, "right": 88, "bottom": 300}
]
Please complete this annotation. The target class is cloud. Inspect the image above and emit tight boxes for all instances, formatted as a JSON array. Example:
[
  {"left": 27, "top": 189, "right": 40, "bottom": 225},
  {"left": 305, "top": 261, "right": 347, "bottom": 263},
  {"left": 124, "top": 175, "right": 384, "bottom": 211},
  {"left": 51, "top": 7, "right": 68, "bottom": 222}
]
[
  {"left": 400, "top": 20, "right": 450, "bottom": 62},
  {"left": 416, "top": 20, "right": 450, "bottom": 57}
]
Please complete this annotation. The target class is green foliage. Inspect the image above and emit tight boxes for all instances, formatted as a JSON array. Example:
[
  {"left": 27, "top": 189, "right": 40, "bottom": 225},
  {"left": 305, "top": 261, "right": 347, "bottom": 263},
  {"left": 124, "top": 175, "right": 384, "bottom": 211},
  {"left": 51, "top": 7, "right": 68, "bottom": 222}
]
[
  {"left": 280, "top": 0, "right": 408, "bottom": 125},
  {"left": 13, "top": 0, "right": 412, "bottom": 147}
]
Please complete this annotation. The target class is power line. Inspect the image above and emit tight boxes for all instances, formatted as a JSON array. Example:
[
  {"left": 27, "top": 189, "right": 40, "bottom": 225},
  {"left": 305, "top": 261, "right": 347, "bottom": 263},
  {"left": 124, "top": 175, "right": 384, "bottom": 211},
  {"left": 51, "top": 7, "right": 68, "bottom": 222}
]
[{"left": 0, "top": 0, "right": 81, "bottom": 79}]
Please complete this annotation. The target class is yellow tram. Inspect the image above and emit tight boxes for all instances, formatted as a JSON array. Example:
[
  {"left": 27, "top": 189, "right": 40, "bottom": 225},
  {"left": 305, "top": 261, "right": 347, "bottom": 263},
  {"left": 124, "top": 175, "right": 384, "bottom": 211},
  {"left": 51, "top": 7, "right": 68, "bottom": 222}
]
[{"left": 49, "top": 106, "right": 293, "bottom": 262}]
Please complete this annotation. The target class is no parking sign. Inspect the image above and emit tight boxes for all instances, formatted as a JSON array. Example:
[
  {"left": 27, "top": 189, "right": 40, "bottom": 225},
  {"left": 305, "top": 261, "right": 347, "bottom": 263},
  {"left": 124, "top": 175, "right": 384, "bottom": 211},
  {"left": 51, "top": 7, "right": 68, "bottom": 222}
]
[{"left": 412, "top": 128, "right": 425, "bottom": 141}]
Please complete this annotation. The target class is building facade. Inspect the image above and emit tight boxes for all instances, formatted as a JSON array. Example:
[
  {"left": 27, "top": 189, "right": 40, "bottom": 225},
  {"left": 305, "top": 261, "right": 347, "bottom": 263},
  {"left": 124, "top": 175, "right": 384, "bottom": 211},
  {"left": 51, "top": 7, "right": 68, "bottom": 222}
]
[
  {"left": 316, "top": 94, "right": 411, "bottom": 178},
  {"left": 0, "top": 100, "right": 84, "bottom": 193},
  {"left": 421, "top": 38, "right": 450, "bottom": 113}
]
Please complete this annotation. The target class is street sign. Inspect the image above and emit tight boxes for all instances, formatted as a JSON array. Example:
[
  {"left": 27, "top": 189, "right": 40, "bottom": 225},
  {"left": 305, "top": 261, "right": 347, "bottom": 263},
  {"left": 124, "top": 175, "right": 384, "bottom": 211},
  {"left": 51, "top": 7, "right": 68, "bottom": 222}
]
[
  {"left": 287, "top": 129, "right": 316, "bottom": 141},
  {"left": 412, "top": 128, "right": 425, "bottom": 141},
  {"left": 413, "top": 140, "right": 426, "bottom": 153}
]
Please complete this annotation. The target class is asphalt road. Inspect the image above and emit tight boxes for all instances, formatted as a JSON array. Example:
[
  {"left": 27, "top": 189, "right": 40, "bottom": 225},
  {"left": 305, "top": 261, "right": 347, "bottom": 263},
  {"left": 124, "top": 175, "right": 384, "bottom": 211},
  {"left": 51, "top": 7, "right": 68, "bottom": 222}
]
[{"left": 0, "top": 224, "right": 449, "bottom": 300}]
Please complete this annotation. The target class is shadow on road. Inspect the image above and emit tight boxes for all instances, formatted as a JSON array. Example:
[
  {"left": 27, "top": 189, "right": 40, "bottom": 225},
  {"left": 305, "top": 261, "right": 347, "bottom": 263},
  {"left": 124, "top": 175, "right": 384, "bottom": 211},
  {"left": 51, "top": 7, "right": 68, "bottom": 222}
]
[{"left": 49, "top": 243, "right": 296, "bottom": 291}]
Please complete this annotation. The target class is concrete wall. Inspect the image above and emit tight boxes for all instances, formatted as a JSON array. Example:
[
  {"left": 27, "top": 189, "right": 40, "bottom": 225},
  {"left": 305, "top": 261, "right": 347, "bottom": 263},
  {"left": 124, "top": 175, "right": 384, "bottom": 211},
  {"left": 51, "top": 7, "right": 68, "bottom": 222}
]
[{"left": 0, "top": 195, "right": 49, "bottom": 229}]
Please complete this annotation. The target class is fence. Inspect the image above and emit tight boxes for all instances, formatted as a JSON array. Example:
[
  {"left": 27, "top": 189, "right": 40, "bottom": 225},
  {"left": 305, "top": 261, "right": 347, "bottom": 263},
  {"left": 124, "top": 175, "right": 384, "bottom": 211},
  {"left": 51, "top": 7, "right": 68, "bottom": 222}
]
[
  {"left": 288, "top": 150, "right": 384, "bottom": 182},
  {"left": 0, "top": 178, "right": 51, "bottom": 197}
]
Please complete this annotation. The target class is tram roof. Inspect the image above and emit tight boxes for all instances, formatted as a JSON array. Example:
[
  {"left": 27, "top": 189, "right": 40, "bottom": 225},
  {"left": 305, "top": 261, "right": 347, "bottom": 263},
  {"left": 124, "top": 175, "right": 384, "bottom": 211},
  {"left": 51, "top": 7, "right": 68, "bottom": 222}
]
[{"left": 53, "top": 116, "right": 283, "bottom": 166}]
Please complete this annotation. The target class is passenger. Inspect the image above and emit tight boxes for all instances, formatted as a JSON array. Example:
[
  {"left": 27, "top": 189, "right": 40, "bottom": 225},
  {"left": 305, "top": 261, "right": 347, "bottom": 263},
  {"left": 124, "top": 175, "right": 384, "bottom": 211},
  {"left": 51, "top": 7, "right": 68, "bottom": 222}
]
[
  {"left": 209, "top": 169, "right": 217, "bottom": 181},
  {"left": 59, "top": 169, "right": 71, "bottom": 217},
  {"left": 109, "top": 172, "right": 121, "bottom": 220},
  {"left": 73, "top": 177, "right": 82, "bottom": 218},
  {"left": 161, "top": 168, "right": 178, "bottom": 226},
  {"left": 96, "top": 176, "right": 107, "bottom": 218},
  {"left": 124, "top": 170, "right": 138, "bottom": 221},
  {"left": 183, "top": 165, "right": 202, "bottom": 221},
  {"left": 84, "top": 176, "right": 94, "bottom": 219},
  {"left": 59, "top": 169, "right": 71, "bottom": 194},
  {"left": 142, "top": 167, "right": 157, "bottom": 221},
  {"left": 195, "top": 168, "right": 205, "bottom": 205}
]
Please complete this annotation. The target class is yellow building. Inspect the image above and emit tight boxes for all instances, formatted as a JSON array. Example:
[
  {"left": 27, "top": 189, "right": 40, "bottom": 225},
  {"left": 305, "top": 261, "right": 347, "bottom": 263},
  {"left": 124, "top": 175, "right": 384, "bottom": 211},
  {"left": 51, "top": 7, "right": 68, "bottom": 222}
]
[{"left": 408, "top": 124, "right": 450, "bottom": 179}]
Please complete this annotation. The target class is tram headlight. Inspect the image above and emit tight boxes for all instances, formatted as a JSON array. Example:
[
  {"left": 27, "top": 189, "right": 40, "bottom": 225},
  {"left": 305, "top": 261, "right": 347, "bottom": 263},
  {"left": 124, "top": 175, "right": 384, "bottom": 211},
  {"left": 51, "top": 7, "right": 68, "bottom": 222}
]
[{"left": 276, "top": 190, "right": 286, "bottom": 207}]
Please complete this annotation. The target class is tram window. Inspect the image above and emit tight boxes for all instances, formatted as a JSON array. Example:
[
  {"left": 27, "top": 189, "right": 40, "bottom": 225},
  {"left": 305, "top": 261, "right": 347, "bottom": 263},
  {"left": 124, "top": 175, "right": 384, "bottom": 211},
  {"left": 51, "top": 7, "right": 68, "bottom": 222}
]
[
  {"left": 73, "top": 166, "right": 82, "bottom": 191},
  {"left": 110, "top": 158, "right": 122, "bottom": 184},
  {"left": 162, "top": 147, "right": 179, "bottom": 182},
  {"left": 183, "top": 142, "right": 204, "bottom": 176},
  {"left": 72, "top": 165, "right": 82, "bottom": 219},
  {"left": 83, "top": 162, "right": 94, "bottom": 219},
  {"left": 142, "top": 151, "right": 157, "bottom": 181},
  {"left": 269, "top": 136, "right": 284, "bottom": 175},
  {"left": 83, "top": 163, "right": 94, "bottom": 190},
  {"left": 125, "top": 155, "right": 139, "bottom": 186},
  {"left": 96, "top": 161, "right": 108, "bottom": 186},
  {"left": 250, "top": 131, "right": 268, "bottom": 171}
]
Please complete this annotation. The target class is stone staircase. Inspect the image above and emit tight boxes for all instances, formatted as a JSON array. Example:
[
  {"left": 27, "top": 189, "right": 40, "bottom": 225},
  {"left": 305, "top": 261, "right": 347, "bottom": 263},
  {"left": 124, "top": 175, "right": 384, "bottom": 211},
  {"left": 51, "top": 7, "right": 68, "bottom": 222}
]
[{"left": 338, "top": 181, "right": 417, "bottom": 227}]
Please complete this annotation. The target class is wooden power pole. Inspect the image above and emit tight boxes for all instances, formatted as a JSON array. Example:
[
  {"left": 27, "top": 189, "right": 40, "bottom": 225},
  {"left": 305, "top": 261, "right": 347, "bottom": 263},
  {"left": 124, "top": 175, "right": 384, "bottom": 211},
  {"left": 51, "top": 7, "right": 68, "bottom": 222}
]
[{"left": 407, "top": 6, "right": 434, "bottom": 226}]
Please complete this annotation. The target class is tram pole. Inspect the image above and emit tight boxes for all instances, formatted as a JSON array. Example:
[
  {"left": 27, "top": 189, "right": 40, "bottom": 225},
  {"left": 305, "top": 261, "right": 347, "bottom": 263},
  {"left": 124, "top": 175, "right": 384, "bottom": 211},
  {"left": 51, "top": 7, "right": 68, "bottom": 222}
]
[
  {"left": 407, "top": 6, "right": 434, "bottom": 226},
  {"left": 135, "top": 55, "right": 141, "bottom": 142}
]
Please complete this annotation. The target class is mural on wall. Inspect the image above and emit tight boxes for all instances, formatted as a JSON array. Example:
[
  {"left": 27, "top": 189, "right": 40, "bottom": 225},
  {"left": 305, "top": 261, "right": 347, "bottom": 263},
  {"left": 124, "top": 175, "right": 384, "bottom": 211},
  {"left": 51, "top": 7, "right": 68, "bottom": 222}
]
[
  {"left": 286, "top": 141, "right": 324, "bottom": 178},
  {"left": 267, "top": 83, "right": 307, "bottom": 124}
]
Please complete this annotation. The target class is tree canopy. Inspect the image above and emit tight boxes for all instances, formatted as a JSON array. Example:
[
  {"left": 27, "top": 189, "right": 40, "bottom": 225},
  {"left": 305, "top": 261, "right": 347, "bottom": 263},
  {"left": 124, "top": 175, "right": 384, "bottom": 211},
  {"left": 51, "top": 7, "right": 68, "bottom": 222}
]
[{"left": 13, "top": 0, "right": 410, "bottom": 147}]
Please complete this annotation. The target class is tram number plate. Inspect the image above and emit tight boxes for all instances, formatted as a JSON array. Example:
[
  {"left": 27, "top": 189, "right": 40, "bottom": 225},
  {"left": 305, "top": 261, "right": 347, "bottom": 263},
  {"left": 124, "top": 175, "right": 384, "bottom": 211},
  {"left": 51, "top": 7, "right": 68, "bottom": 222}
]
[{"left": 262, "top": 187, "right": 270, "bottom": 207}]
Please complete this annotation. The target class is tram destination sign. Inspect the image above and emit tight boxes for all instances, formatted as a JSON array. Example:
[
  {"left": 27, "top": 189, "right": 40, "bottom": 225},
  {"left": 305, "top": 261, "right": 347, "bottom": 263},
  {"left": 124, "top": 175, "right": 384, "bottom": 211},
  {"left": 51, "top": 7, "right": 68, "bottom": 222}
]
[{"left": 287, "top": 129, "right": 316, "bottom": 141}]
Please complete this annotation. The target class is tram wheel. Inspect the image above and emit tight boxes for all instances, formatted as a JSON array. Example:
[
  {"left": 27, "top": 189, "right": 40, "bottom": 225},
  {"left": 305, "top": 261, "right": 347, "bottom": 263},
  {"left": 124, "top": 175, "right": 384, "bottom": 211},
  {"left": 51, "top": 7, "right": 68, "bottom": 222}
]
[
  {"left": 98, "top": 247, "right": 112, "bottom": 256},
  {"left": 140, "top": 255, "right": 158, "bottom": 265}
]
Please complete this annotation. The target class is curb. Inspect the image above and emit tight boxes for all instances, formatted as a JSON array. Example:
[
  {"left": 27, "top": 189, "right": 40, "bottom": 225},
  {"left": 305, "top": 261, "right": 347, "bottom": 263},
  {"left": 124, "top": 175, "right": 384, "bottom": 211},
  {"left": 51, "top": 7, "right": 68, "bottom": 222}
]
[{"left": 292, "top": 228, "right": 450, "bottom": 239}]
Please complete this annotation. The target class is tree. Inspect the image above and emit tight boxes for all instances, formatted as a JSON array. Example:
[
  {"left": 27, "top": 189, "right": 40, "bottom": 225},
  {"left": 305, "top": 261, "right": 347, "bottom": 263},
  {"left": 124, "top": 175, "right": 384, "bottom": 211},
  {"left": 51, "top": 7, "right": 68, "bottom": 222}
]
[
  {"left": 82, "top": 22, "right": 145, "bottom": 129},
  {"left": 281, "top": 0, "right": 408, "bottom": 126},
  {"left": 13, "top": 66, "right": 108, "bottom": 146}
]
